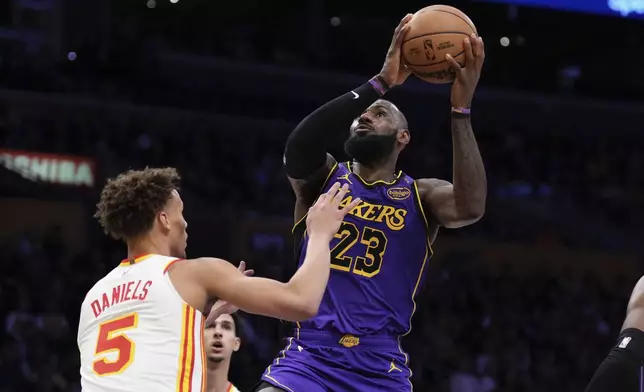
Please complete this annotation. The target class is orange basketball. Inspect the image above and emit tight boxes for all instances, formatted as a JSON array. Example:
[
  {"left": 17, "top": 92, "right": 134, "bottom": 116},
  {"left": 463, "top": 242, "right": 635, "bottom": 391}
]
[{"left": 402, "top": 5, "right": 477, "bottom": 84}]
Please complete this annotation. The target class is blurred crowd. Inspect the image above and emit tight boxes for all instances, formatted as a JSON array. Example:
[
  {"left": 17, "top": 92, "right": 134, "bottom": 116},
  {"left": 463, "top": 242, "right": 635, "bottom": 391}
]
[{"left": 2, "top": 85, "right": 644, "bottom": 251}]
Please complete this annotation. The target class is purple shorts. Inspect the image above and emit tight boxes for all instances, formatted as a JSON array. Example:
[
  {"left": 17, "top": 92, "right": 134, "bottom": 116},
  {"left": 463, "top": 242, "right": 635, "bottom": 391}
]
[{"left": 261, "top": 329, "right": 413, "bottom": 392}]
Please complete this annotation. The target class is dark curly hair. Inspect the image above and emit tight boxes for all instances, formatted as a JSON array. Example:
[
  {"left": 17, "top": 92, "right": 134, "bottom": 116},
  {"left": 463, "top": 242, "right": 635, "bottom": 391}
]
[{"left": 94, "top": 167, "right": 181, "bottom": 241}]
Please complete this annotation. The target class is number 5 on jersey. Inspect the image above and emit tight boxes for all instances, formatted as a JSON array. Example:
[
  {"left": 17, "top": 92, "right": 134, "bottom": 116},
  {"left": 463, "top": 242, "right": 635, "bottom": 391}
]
[
  {"left": 93, "top": 313, "right": 138, "bottom": 376},
  {"left": 331, "top": 222, "right": 388, "bottom": 278}
]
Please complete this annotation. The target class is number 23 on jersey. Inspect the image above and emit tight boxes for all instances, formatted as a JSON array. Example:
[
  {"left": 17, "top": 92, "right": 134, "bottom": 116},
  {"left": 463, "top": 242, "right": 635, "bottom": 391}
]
[
  {"left": 92, "top": 313, "right": 138, "bottom": 376},
  {"left": 330, "top": 221, "right": 388, "bottom": 278}
]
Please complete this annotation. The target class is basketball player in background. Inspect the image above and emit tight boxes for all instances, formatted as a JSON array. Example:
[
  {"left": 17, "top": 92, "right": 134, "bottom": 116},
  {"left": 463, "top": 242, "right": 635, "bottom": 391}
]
[
  {"left": 77, "top": 167, "right": 360, "bottom": 392},
  {"left": 204, "top": 307, "right": 242, "bottom": 392},
  {"left": 255, "top": 14, "right": 486, "bottom": 392},
  {"left": 586, "top": 276, "right": 644, "bottom": 391}
]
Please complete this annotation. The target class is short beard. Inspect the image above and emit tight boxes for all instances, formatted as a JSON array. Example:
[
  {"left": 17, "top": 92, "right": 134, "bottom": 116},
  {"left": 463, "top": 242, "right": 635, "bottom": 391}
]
[{"left": 344, "top": 133, "right": 397, "bottom": 167}]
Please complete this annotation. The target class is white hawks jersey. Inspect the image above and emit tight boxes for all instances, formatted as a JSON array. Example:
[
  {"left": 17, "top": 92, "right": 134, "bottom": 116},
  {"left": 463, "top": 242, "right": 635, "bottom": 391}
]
[
  {"left": 225, "top": 383, "right": 240, "bottom": 392},
  {"left": 78, "top": 254, "right": 205, "bottom": 392}
]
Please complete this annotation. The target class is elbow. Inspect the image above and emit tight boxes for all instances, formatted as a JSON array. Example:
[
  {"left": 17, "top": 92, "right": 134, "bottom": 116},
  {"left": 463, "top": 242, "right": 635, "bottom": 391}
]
[
  {"left": 286, "top": 300, "right": 320, "bottom": 322},
  {"left": 445, "top": 201, "right": 485, "bottom": 228},
  {"left": 465, "top": 203, "right": 485, "bottom": 222},
  {"left": 280, "top": 295, "right": 321, "bottom": 322},
  {"left": 464, "top": 192, "right": 486, "bottom": 221},
  {"left": 299, "top": 299, "right": 321, "bottom": 320}
]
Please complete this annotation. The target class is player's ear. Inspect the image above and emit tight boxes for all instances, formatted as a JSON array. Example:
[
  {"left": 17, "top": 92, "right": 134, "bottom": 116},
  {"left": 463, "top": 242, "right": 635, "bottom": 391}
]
[
  {"left": 397, "top": 129, "right": 410, "bottom": 145},
  {"left": 233, "top": 337, "right": 241, "bottom": 352},
  {"left": 158, "top": 211, "right": 171, "bottom": 232}
]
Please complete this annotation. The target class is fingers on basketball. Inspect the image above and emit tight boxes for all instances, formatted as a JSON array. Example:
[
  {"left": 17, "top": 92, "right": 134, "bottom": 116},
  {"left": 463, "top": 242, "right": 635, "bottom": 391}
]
[
  {"left": 445, "top": 54, "right": 462, "bottom": 72},
  {"left": 391, "top": 14, "right": 413, "bottom": 48},
  {"left": 464, "top": 35, "right": 476, "bottom": 66},
  {"left": 244, "top": 269, "right": 255, "bottom": 277}
]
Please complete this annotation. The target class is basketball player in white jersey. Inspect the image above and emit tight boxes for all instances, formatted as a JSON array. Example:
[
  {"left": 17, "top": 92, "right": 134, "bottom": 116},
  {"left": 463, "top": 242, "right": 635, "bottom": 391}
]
[
  {"left": 77, "top": 167, "right": 360, "bottom": 392},
  {"left": 204, "top": 308, "right": 241, "bottom": 392}
]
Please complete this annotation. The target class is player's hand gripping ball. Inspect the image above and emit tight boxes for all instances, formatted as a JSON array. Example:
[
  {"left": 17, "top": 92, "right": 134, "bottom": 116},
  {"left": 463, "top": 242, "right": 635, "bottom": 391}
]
[{"left": 401, "top": 5, "right": 480, "bottom": 85}]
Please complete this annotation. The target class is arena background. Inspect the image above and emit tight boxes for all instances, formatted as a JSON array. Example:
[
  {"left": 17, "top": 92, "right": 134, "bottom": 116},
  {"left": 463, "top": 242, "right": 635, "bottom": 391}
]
[{"left": 1, "top": 0, "right": 644, "bottom": 391}]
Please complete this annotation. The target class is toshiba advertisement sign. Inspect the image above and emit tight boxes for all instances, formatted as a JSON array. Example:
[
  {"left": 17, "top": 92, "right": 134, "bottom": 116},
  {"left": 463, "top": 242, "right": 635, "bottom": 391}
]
[{"left": 0, "top": 149, "right": 95, "bottom": 187}]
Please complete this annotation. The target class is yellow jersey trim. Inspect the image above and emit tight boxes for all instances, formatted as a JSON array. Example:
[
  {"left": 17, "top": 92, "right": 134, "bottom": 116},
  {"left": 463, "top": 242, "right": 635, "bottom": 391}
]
[
  {"left": 176, "top": 304, "right": 196, "bottom": 392},
  {"left": 346, "top": 161, "right": 403, "bottom": 186},
  {"left": 199, "top": 315, "right": 206, "bottom": 392},
  {"left": 412, "top": 180, "right": 434, "bottom": 257}
]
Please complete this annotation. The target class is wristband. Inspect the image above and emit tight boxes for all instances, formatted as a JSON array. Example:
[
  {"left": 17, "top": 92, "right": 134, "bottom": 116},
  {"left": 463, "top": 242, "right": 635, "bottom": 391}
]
[
  {"left": 369, "top": 76, "right": 389, "bottom": 96},
  {"left": 451, "top": 107, "right": 471, "bottom": 115}
]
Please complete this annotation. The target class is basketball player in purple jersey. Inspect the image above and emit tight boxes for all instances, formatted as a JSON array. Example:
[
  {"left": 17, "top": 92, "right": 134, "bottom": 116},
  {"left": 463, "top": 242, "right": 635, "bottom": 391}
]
[{"left": 254, "top": 14, "right": 486, "bottom": 391}]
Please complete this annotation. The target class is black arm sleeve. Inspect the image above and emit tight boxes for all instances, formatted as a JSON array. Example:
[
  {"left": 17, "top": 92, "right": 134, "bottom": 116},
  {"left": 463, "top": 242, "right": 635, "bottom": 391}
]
[
  {"left": 585, "top": 328, "right": 644, "bottom": 392},
  {"left": 284, "top": 79, "right": 383, "bottom": 179}
]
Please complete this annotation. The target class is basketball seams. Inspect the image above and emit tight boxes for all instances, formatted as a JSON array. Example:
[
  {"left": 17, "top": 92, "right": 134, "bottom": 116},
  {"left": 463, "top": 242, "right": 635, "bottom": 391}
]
[
  {"left": 402, "top": 31, "right": 472, "bottom": 45},
  {"left": 424, "top": 9, "right": 477, "bottom": 33},
  {"left": 404, "top": 50, "right": 465, "bottom": 67}
]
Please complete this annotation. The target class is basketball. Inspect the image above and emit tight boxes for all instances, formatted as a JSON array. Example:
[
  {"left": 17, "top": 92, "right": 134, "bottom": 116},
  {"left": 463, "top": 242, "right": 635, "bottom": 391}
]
[{"left": 402, "top": 5, "right": 477, "bottom": 84}]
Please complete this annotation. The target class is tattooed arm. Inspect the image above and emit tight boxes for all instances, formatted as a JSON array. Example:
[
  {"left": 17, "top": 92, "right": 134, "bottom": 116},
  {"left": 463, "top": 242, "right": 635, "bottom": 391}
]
[
  {"left": 417, "top": 33, "right": 487, "bottom": 229},
  {"left": 417, "top": 115, "right": 486, "bottom": 229}
]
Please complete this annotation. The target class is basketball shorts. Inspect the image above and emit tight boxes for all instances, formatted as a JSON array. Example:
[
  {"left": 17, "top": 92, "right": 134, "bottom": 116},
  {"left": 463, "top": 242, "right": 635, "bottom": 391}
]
[{"left": 259, "top": 329, "right": 412, "bottom": 392}]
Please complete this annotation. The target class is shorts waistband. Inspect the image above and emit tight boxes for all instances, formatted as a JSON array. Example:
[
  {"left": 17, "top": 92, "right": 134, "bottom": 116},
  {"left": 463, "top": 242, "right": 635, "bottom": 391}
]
[{"left": 294, "top": 329, "right": 400, "bottom": 350}]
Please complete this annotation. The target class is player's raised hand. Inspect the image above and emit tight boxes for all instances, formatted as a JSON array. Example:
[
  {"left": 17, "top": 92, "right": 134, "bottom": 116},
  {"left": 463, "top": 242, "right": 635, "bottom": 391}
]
[
  {"left": 446, "top": 33, "right": 485, "bottom": 108},
  {"left": 307, "top": 183, "right": 361, "bottom": 240},
  {"left": 379, "top": 14, "right": 414, "bottom": 88},
  {"left": 206, "top": 261, "right": 254, "bottom": 323}
]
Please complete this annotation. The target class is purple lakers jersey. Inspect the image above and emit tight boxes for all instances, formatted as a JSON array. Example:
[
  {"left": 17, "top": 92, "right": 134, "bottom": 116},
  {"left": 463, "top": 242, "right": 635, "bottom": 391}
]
[{"left": 294, "top": 162, "right": 432, "bottom": 336}]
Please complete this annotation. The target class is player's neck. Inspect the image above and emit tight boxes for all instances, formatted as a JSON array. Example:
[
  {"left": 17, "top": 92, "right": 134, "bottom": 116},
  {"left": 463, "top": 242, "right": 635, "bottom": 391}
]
[
  {"left": 206, "top": 360, "right": 231, "bottom": 392},
  {"left": 126, "top": 235, "right": 171, "bottom": 259},
  {"left": 351, "top": 160, "right": 397, "bottom": 183}
]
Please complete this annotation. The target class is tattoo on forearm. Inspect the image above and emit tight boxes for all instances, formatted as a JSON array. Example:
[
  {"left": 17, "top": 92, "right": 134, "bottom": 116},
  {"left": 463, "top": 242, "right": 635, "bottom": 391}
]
[{"left": 451, "top": 117, "right": 487, "bottom": 210}]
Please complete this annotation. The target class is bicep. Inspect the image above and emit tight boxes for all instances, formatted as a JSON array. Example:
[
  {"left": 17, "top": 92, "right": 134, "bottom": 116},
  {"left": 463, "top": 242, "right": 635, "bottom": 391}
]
[{"left": 194, "top": 258, "right": 300, "bottom": 319}]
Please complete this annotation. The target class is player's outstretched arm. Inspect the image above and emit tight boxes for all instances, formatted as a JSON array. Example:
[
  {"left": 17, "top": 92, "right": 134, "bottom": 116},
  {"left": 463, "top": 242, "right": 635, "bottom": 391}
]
[
  {"left": 585, "top": 276, "right": 644, "bottom": 391},
  {"left": 283, "top": 14, "right": 413, "bottom": 182},
  {"left": 417, "top": 34, "right": 487, "bottom": 229},
  {"left": 184, "top": 183, "right": 360, "bottom": 322}
]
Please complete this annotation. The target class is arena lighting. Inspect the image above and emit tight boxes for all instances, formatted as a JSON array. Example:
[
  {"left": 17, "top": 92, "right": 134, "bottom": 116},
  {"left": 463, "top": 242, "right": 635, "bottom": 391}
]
[
  {"left": 608, "top": 0, "right": 644, "bottom": 16},
  {"left": 476, "top": 0, "right": 644, "bottom": 19}
]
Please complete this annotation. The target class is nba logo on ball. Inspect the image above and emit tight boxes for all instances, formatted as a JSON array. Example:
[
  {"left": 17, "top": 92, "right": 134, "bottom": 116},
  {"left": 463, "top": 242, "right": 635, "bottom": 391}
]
[{"left": 423, "top": 39, "right": 436, "bottom": 61}]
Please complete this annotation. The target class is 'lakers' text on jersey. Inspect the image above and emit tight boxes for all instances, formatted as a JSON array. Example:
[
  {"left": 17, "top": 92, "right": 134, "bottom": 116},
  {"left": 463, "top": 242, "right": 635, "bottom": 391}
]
[
  {"left": 294, "top": 162, "right": 432, "bottom": 336},
  {"left": 77, "top": 254, "right": 205, "bottom": 392}
]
